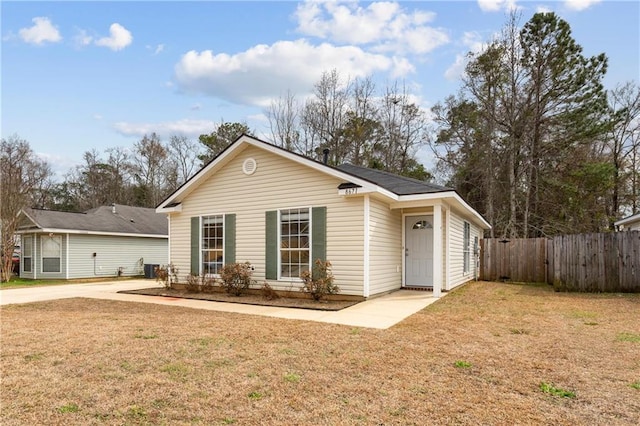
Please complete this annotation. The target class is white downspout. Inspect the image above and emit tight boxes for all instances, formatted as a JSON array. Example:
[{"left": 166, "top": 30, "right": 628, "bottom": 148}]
[{"left": 65, "top": 233, "right": 69, "bottom": 279}]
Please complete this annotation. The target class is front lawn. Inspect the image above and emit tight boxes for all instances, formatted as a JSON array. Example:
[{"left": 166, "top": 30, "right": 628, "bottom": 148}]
[
  {"left": 1, "top": 281, "right": 638, "bottom": 424},
  {"left": 0, "top": 276, "right": 141, "bottom": 289}
]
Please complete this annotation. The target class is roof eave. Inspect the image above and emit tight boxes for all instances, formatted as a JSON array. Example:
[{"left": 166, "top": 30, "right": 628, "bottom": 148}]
[
  {"left": 15, "top": 228, "right": 168, "bottom": 238},
  {"left": 614, "top": 213, "right": 640, "bottom": 227},
  {"left": 390, "top": 191, "right": 491, "bottom": 229}
]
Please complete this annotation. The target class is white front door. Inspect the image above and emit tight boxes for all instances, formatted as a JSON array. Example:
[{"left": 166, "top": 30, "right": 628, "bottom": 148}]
[{"left": 405, "top": 215, "right": 434, "bottom": 286}]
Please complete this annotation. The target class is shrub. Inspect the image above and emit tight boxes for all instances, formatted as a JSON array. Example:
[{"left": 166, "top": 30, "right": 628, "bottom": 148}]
[
  {"left": 300, "top": 259, "right": 339, "bottom": 301},
  {"left": 185, "top": 274, "right": 217, "bottom": 292},
  {"left": 260, "top": 282, "right": 280, "bottom": 300},
  {"left": 219, "top": 262, "right": 255, "bottom": 296},
  {"left": 155, "top": 264, "right": 179, "bottom": 289}
]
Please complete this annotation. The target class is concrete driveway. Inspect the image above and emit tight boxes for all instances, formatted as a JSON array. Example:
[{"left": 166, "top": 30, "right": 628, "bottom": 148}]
[{"left": 0, "top": 279, "right": 441, "bottom": 329}]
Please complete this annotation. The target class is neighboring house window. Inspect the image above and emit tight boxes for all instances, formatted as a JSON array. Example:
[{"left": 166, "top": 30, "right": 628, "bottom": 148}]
[
  {"left": 42, "top": 235, "right": 62, "bottom": 273},
  {"left": 202, "top": 215, "right": 224, "bottom": 275},
  {"left": 23, "top": 235, "right": 32, "bottom": 273},
  {"left": 280, "top": 208, "right": 310, "bottom": 279},
  {"left": 463, "top": 221, "right": 471, "bottom": 274}
]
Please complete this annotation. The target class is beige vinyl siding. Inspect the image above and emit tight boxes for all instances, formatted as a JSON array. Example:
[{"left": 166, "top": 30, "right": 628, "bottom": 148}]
[
  {"left": 368, "top": 197, "right": 402, "bottom": 295},
  {"left": 168, "top": 145, "right": 365, "bottom": 296},
  {"left": 448, "top": 211, "right": 466, "bottom": 288},
  {"left": 67, "top": 234, "right": 167, "bottom": 279},
  {"left": 448, "top": 209, "right": 481, "bottom": 289},
  {"left": 442, "top": 208, "right": 448, "bottom": 289}
]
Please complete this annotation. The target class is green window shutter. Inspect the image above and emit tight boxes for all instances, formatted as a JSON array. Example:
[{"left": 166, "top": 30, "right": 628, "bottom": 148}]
[
  {"left": 265, "top": 210, "right": 278, "bottom": 280},
  {"left": 312, "top": 206, "right": 327, "bottom": 263},
  {"left": 190, "top": 216, "right": 200, "bottom": 275},
  {"left": 224, "top": 214, "right": 236, "bottom": 264}
]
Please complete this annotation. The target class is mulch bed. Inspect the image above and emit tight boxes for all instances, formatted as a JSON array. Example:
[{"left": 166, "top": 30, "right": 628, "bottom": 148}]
[{"left": 119, "top": 287, "right": 360, "bottom": 311}]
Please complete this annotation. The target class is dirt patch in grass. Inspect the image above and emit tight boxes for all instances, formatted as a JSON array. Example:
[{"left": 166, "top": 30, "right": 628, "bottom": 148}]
[
  {"left": 1, "top": 281, "right": 639, "bottom": 425},
  {"left": 120, "top": 287, "right": 360, "bottom": 311}
]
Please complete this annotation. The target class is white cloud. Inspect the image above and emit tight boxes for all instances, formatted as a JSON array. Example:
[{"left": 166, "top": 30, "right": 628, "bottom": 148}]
[
  {"left": 95, "top": 23, "right": 132, "bottom": 51},
  {"left": 477, "top": 0, "right": 518, "bottom": 12},
  {"left": 564, "top": 0, "right": 601, "bottom": 11},
  {"left": 73, "top": 29, "right": 93, "bottom": 48},
  {"left": 444, "top": 54, "right": 467, "bottom": 81},
  {"left": 294, "top": 1, "right": 449, "bottom": 54},
  {"left": 444, "top": 32, "right": 485, "bottom": 81},
  {"left": 536, "top": 5, "right": 553, "bottom": 13},
  {"left": 174, "top": 39, "right": 401, "bottom": 107},
  {"left": 18, "top": 17, "right": 62, "bottom": 45},
  {"left": 112, "top": 119, "right": 216, "bottom": 139},
  {"left": 147, "top": 43, "right": 165, "bottom": 55},
  {"left": 93, "top": 114, "right": 103, "bottom": 120}
]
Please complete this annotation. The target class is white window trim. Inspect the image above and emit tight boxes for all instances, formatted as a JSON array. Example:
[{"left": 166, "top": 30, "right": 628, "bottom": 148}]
[
  {"left": 22, "top": 235, "right": 33, "bottom": 273},
  {"left": 41, "top": 234, "right": 62, "bottom": 274},
  {"left": 200, "top": 214, "right": 225, "bottom": 277},
  {"left": 463, "top": 221, "right": 471, "bottom": 275},
  {"left": 277, "top": 206, "right": 312, "bottom": 281}
]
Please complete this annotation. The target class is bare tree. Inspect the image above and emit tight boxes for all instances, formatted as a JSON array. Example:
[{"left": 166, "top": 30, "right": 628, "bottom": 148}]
[
  {"left": 376, "top": 81, "right": 428, "bottom": 175},
  {"left": 167, "top": 135, "right": 202, "bottom": 187},
  {"left": 267, "top": 90, "right": 302, "bottom": 152},
  {"left": 131, "top": 133, "right": 169, "bottom": 207},
  {"left": 605, "top": 82, "right": 640, "bottom": 221},
  {"left": 301, "top": 69, "right": 351, "bottom": 164},
  {"left": 0, "top": 135, "right": 52, "bottom": 282}
]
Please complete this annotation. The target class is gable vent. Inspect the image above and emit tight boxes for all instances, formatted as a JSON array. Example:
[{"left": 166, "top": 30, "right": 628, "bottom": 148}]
[{"left": 242, "top": 158, "right": 257, "bottom": 175}]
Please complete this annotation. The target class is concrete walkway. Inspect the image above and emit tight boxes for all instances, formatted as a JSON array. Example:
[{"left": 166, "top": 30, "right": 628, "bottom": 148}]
[{"left": 0, "top": 279, "right": 441, "bottom": 329}]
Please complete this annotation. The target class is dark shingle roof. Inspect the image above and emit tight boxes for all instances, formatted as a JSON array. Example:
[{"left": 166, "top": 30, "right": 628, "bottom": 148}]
[
  {"left": 22, "top": 204, "right": 168, "bottom": 236},
  {"left": 337, "top": 164, "right": 452, "bottom": 195}
]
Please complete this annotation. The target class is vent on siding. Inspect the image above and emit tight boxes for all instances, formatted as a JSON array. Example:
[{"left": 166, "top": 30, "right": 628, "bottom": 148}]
[{"left": 242, "top": 158, "right": 257, "bottom": 175}]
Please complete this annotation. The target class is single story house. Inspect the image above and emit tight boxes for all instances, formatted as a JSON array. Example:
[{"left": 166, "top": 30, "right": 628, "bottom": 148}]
[
  {"left": 615, "top": 213, "right": 640, "bottom": 231},
  {"left": 156, "top": 134, "right": 490, "bottom": 298},
  {"left": 16, "top": 204, "right": 168, "bottom": 279}
]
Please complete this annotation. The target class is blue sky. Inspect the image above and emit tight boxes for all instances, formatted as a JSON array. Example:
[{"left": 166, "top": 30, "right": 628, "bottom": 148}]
[{"left": 2, "top": 0, "right": 639, "bottom": 178}]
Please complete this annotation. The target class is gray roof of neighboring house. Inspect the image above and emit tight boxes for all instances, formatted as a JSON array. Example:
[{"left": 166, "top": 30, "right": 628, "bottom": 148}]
[
  {"left": 20, "top": 204, "right": 168, "bottom": 236},
  {"left": 336, "top": 163, "right": 452, "bottom": 195}
]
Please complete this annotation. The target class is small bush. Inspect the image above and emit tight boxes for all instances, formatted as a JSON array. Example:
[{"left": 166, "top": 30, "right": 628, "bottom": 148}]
[
  {"left": 260, "top": 282, "right": 280, "bottom": 300},
  {"left": 185, "top": 274, "right": 217, "bottom": 292},
  {"left": 219, "top": 262, "right": 255, "bottom": 296},
  {"left": 300, "top": 259, "right": 339, "bottom": 301},
  {"left": 155, "top": 264, "right": 179, "bottom": 289}
]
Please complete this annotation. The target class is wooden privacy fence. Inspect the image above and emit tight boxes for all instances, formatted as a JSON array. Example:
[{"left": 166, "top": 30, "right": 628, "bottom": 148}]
[{"left": 480, "top": 232, "right": 640, "bottom": 292}]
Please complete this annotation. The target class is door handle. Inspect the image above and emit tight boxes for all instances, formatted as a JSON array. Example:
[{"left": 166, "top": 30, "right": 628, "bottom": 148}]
[{"left": 405, "top": 247, "right": 409, "bottom": 256}]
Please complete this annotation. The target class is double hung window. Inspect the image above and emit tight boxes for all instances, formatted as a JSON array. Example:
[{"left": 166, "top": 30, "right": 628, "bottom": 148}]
[
  {"left": 202, "top": 215, "right": 224, "bottom": 275},
  {"left": 463, "top": 222, "right": 471, "bottom": 274},
  {"left": 42, "top": 235, "right": 62, "bottom": 273},
  {"left": 23, "top": 235, "right": 32, "bottom": 273},
  {"left": 280, "top": 208, "right": 310, "bottom": 279}
]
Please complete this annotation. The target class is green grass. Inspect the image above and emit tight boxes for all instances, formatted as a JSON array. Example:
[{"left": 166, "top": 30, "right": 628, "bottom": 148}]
[
  {"left": 617, "top": 332, "right": 640, "bottom": 343},
  {"left": 58, "top": 403, "right": 79, "bottom": 413},
  {"left": 284, "top": 373, "right": 300, "bottom": 383},
  {"left": 630, "top": 382, "right": 640, "bottom": 390},
  {"left": 248, "top": 391, "right": 264, "bottom": 400},
  {"left": 0, "top": 276, "right": 140, "bottom": 289},
  {"left": 454, "top": 360, "right": 472, "bottom": 368},
  {"left": 540, "top": 382, "right": 576, "bottom": 398}
]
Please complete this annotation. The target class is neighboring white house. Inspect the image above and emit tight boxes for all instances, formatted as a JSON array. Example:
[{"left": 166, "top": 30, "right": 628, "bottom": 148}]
[
  {"left": 614, "top": 213, "right": 640, "bottom": 231},
  {"left": 156, "top": 134, "right": 491, "bottom": 299},
  {"left": 16, "top": 204, "right": 168, "bottom": 279}
]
